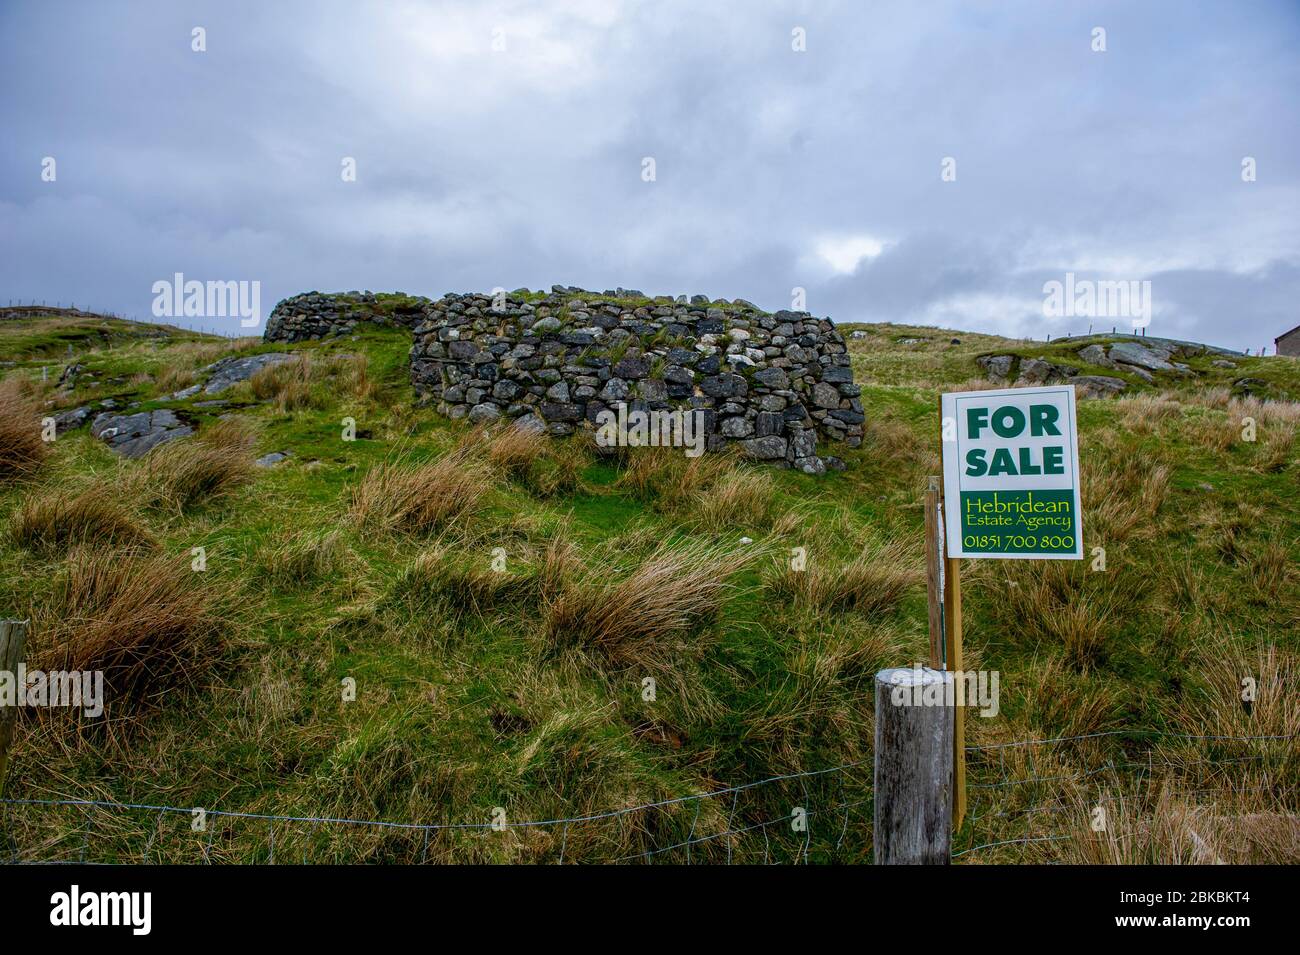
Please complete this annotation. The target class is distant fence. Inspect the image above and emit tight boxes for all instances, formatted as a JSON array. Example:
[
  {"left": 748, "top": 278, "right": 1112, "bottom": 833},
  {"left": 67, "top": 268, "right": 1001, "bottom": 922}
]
[{"left": 1, "top": 729, "right": 1292, "bottom": 864}]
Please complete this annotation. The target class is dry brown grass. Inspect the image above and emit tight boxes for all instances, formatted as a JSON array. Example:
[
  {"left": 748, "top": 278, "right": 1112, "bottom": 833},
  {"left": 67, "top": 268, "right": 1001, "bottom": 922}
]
[
  {"left": 477, "top": 425, "right": 587, "bottom": 497},
  {"left": 484, "top": 425, "right": 547, "bottom": 476},
  {"left": 1115, "top": 393, "right": 1183, "bottom": 435},
  {"left": 250, "top": 354, "right": 316, "bottom": 411},
  {"left": 1248, "top": 537, "right": 1296, "bottom": 600},
  {"left": 687, "top": 466, "right": 779, "bottom": 532},
  {"left": 615, "top": 448, "right": 737, "bottom": 512},
  {"left": 351, "top": 450, "right": 488, "bottom": 535},
  {"left": 1062, "top": 787, "right": 1299, "bottom": 864},
  {"left": 250, "top": 352, "right": 377, "bottom": 412},
  {"left": 990, "top": 561, "right": 1129, "bottom": 671},
  {"left": 766, "top": 538, "right": 923, "bottom": 617},
  {"left": 11, "top": 489, "right": 154, "bottom": 555},
  {"left": 0, "top": 378, "right": 50, "bottom": 482},
  {"left": 32, "top": 549, "right": 226, "bottom": 709},
  {"left": 1081, "top": 439, "right": 1170, "bottom": 543},
  {"left": 1165, "top": 642, "right": 1298, "bottom": 754},
  {"left": 1253, "top": 421, "right": 1297, "bottom": 473},
  {"left": 126, "top": 419, "right": 256, "bottom": 512},
  {"left": 259, "top": 528, "right": 350, "bottom": 586},
  {"left": 155, "top": 363, "right": 196, "bottom": 395},
  {"left": 545, "top": 540, "right": 758, "bottom": 667},
  {"left": 860, "top": 414, "right": 936, "bottom": 473}
]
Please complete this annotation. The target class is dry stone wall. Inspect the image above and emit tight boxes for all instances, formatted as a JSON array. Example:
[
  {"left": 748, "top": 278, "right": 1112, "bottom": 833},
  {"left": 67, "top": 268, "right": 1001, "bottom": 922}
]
[
  {"left": 266, "top": 286, "right": 863, "bottom": 472},
  {"left": 263, "top": 291, "right": 431, "bottom": 343}
]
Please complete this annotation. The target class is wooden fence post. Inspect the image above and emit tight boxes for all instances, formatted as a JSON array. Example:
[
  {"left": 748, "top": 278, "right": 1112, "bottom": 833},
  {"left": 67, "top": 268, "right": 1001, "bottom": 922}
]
[
  {"left": 0, "top": 619, "right": 30, "bottom": 798},
  {"left": 873, "top": 666, "right": 953, "bottom": 864}
]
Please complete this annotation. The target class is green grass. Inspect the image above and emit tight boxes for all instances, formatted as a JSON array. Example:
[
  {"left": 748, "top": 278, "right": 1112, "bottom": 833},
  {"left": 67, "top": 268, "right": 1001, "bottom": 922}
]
[{"left": 0, "top": 314, "right": 1295, "bottom": 864}]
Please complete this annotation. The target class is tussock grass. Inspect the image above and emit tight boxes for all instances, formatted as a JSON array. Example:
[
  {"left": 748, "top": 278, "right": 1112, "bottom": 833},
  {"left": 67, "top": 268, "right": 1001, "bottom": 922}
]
[
  {"left": 155, "top": 363, "right": 196, "bottom": 395},
  {"left": 32, "top": 549, "right": 226, "bottom": 709},
  {"left": 1253, "top": 421, "right": 1296, "bottom": 473},
  {"left": 766, "top": 538, "right": 922, "bottom": 616},
  {"left": 251, "top": 354, "right": 316, "bottom": 411},
  {"left": 394, "top": 534, "right": 581, "bottom": 620},
  {"left": 258, "top": 528, "right": 350, "bottom": 587},
  {"left": 545, "top": 540, "right": 757, "bottom": 667},
  {"left": 0, "top": 378, "right": 50, "bottom": 482},
  {"left": 252, "top": 353, "right": 377, "bottom": 413},
  {"left": 1115, "top": 393, "right": 1183, "bottom": 435},
  {"left": 1082, "top": 439, "right": 1170, "bottom": 543},
  {"left": 687, "top": 466, "right": 780, "bottom": 533},
  {"left": 394, "top": 548, "right": 540, "bottom": 619},
  {"left": 11, "top": 490, "right": 154, "bottom": 555},
  {"left": 860, "top": 414, "right": 937, "bottom": 473},
  {"left": 988, "top": 561, "right": 1136, "bottom": 671},
  {"left": 484, "top": 425, "right": 547, "bottom": 476},
  {"left": 479, "top": 425, "right": 587, "bottom": 497},
  {"left": 127, "top": 419, "right": 256, "bottom": 512},
  {"left": 615, "top": 448, "right": 733, "bottom": 510},
  {"left": 351, "top": 450, "right": 488, "bottom": 535},
  {"left": 1165, "top": 641, "right": 1298, "bottom": 755}
]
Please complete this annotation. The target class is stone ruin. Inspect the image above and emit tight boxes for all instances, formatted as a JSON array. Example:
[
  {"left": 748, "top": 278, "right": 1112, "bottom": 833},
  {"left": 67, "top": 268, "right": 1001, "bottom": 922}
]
[{"left": 264, "top": 286, "right": 864, "bottom": 473}]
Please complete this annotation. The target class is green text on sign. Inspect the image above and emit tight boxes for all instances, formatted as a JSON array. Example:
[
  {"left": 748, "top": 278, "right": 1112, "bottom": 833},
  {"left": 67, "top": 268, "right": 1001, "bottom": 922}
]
[{"left": 959, "top": 490, "right": 1077, "bottom": 555}]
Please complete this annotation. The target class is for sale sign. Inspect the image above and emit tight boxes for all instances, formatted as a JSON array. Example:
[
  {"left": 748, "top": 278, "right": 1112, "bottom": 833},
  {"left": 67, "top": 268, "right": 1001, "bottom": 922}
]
[{"left": 940, "top": 385, "right": 1082, "bottom": 559}]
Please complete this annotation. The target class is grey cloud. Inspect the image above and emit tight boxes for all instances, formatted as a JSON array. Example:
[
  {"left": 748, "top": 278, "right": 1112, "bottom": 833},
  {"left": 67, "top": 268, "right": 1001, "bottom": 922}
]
[{"left": 1, "top": 0, "right": 1297, "bottom": 351}]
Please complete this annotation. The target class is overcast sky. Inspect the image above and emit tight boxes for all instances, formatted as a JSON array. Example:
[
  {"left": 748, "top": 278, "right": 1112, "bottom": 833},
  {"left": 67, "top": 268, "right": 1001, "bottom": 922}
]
[{"left": 2, "top": 0, "right": 1297, "bottom": 351}]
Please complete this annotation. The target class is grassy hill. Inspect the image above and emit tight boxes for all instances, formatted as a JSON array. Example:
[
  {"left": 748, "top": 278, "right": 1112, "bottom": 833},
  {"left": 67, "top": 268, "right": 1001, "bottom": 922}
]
[{"left": 0, "top": 311, "right": 1295, "bottom": 863}]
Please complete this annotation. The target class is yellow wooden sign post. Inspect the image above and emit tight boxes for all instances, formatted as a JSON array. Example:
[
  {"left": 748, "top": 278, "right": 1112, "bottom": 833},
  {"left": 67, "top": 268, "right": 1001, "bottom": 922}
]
[{"left": 928, "top": 468, "right": 967, "bottom": 831}]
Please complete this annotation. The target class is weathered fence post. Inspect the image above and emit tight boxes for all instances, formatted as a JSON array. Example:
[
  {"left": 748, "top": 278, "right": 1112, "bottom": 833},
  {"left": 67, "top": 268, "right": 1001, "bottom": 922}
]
[
  {"left": 874, "top": 666, "right": 953, "bottom": 864},
  {"left": 0, "top": 619, "right": 31, "bottom": 797}
]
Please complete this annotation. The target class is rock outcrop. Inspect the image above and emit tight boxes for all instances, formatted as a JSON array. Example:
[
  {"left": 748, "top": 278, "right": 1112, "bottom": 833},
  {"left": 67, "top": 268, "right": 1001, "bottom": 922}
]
[
  {"left": 976, "top": 353, "right": 1128, "bottom": 397},
  {"left": 91, "top": 409, "right": 193, "bottom": 458}
]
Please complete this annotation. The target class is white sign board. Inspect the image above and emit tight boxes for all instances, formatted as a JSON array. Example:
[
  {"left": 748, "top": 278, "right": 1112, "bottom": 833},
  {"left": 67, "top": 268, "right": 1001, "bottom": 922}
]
[{"left": 940, "top": 385, "right": 1082, "bottom": 560}]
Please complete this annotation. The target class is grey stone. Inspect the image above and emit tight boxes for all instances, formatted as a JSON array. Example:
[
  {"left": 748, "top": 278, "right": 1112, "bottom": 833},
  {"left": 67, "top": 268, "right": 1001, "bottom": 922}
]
[
  {"left": 52, "top": 406, "right": 93, "bottom": 433},
  {"left": 720, "top": 416, "right": 754, "bottom": 438},
  {"left": 255, "top": 451, "right": 292, "bottom": 468},
  {"left": 91, "top": 409, "right": 193, "bottom": 458},
  {"left": 1068, "top": 375, "right": 1127, "bottom": 398},
  {"left": 202, "top": 352, "right": 294, "bottom": 395},
  {"left": 1108, "top": 341, "right": 1175, "bottom": 372},
  {"left": 599, "top": 378, "right": 630, "bottom": 402},
  {"left": 1077, "top": 344, "right": 1111, "bottom": 367},
  {"left": 640, "top": 378, "right": 668, "bottom": 402},
  {"left": 612, "top": 357, "right": 649, "bottom": 379},
  {"left": 514, "top": 413, "right": 546, "bottom": 434},
  {"left": 467, "top": 402, "right": 502, "bottom": 425},
  {"left": 812, "top": 382, "right": 840, "bottom": 409},
  {"left": 740, "top": 436, "right": 788, "bottom": 459},
  {"left": 977, "top": 354, "right": 1014, "bottom": 380},
  {"left": 752, "top": 367, "right": 790, "bottom": 390},
  {"left": 540, "top": 402, "right": 582, "bottom": 422},
  {"left": 699, "top": 374, "right": 748, "bottom": 399}
]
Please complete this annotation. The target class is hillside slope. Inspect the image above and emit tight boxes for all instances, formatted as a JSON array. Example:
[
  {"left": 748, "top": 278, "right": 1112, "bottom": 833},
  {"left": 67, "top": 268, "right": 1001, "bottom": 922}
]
[{"left": 0, "top": 311, "right": 1295, "bottom": 864}]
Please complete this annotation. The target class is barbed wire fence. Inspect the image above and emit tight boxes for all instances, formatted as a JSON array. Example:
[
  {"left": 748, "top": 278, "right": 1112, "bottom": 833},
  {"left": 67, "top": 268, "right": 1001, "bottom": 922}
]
[
  {"left": 1, "top": 729, "right": 1292, "bottom": 864},
  {"left": 955, "top": 728, "right": 1297, "bottom": 862}
]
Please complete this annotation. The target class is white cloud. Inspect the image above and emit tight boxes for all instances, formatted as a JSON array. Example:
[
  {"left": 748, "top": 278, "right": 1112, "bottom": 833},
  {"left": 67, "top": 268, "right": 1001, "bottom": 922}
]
[{"left": 812, "top": 235, "right": 891, "bottom": 275}]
